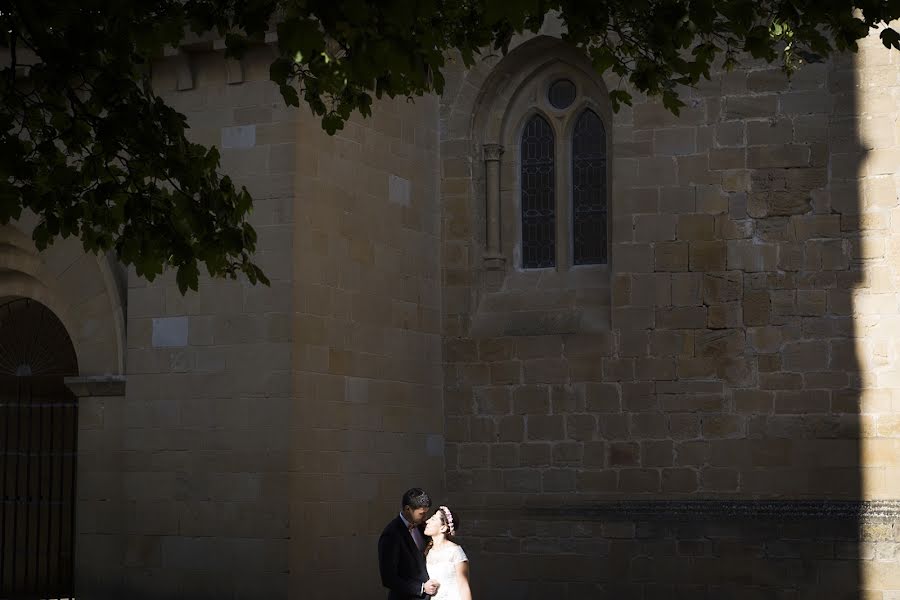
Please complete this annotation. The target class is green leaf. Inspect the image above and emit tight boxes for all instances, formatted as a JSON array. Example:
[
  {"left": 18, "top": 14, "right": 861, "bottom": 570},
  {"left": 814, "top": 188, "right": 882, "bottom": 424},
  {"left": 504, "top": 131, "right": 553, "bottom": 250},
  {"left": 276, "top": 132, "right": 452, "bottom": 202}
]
[
  {"left": 322, "top": 113, "right": 344, "bottom": 134},
  {"left": 609, "top": 89, "right": 633, "bottom": 112},
  {"left": 270, "top": 57, "right": 293, "bottom": 85},
  {"left": 881, "top": 28, "right": 900, "bottom": 50},
  {"left": 662, "top": 90, "right": 685, "bottom": 115},
  {"left": 590, "top": 46, "right": 617, "bottom": 74},
  {"left": 224, "top": 32, "right": 250, "bottom": 59},
  {"left": 176, "top": 261, "right": 200, "bottom": 293},
  {"left": 280, "top": 84, "right": 300, "bottom": 107}
]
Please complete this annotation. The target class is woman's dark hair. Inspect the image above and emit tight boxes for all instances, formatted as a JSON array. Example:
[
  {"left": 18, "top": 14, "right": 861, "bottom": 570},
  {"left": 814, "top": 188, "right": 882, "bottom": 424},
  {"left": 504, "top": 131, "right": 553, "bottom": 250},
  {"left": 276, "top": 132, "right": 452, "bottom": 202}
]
[{"left": 401, "top": 488, "right": 431, "bottom": 509}]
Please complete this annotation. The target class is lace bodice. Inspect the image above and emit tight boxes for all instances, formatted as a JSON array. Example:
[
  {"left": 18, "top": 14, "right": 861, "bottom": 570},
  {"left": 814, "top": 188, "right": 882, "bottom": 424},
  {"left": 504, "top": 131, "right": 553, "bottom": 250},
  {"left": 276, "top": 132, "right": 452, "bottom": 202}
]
[{"left": 426, "top": 543, "right": 468, "bottom": 600}]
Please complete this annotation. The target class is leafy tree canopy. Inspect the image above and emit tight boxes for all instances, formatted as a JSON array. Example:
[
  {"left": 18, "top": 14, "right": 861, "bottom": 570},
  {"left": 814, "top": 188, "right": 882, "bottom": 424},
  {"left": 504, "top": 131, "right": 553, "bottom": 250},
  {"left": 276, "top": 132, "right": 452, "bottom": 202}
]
[{"left": 3, "top": 1, "right": 898, "bottom": 291}]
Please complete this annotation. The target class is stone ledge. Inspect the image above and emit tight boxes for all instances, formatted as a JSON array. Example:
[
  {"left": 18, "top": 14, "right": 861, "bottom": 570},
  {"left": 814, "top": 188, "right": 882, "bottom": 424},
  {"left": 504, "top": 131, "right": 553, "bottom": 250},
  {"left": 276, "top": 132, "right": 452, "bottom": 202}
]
[
  {"left": 470, "top": 306, "right": 611, "bottom": 337},
  {"left": 64, "top": 375, "right": 126, "bottom": 398},
  {"left": 527, "top": 500, "right": 900, "bottom": 521},
  {"left": 464, "top": 500, "right": 900, "bottom": 522}
]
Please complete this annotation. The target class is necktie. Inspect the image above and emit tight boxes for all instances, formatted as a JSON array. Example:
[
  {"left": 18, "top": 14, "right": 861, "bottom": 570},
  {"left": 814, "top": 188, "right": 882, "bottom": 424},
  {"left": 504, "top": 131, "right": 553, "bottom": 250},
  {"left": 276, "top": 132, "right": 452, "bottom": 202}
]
[{"left": 409, "top": 524, "right": 423, "bottom": 550}]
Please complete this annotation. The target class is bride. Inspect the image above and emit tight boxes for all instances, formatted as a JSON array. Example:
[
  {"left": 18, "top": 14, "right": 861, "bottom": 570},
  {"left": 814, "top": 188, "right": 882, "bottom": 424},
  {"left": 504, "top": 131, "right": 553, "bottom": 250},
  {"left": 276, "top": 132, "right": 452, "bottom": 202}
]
[{"left": 423, "top": 506, "right": 472, "bottom": 600}]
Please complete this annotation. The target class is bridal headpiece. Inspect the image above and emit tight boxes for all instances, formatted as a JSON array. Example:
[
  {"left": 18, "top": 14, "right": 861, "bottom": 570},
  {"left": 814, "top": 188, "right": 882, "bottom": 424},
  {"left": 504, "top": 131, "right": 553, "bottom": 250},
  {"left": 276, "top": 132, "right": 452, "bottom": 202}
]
[{"left": 438, "top": 505, "right": 455, "bottom": 536}]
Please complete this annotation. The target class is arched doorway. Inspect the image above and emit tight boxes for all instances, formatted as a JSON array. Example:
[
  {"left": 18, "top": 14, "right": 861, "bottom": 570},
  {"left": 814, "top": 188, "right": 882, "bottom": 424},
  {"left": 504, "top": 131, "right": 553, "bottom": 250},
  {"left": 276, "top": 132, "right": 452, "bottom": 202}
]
[{"left": 0, "top": 298, "right": 79, "bottom": 599}]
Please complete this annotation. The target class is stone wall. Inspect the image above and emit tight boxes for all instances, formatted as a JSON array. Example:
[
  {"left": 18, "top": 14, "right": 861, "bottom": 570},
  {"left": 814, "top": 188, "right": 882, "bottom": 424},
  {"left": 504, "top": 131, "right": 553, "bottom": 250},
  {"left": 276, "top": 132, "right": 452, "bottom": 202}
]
[
  {"left": 288, "top": 85, "right": 444, "bottom": 596},
  {"left": 439, "top": 25, "right": 900, "bottom": 598},
  {"left": 67, "top": 40, "right": 445, "bottom": 599},
  {"left": 42, "top": 35, "right": 446, "bottom": 600},
  {"left": 80, "top": 46, "right": 295, "bottom": 598},
  {"left": 469, "top": 501, "right": 900, "bottom": 598}
]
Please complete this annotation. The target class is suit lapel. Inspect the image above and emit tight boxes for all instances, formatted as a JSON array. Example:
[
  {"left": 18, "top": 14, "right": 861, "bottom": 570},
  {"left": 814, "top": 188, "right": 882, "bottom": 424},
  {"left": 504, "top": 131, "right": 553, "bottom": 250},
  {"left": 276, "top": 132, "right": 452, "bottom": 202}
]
[{"left": 395, "top": 517, "right": 426, "bottom": 569}]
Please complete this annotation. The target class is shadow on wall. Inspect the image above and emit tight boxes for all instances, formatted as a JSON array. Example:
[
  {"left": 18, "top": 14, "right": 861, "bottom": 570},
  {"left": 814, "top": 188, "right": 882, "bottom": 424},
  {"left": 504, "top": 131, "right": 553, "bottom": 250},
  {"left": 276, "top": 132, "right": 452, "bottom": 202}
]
[{"left": 439, "top": 32, "right": 899, "bottom": 599}]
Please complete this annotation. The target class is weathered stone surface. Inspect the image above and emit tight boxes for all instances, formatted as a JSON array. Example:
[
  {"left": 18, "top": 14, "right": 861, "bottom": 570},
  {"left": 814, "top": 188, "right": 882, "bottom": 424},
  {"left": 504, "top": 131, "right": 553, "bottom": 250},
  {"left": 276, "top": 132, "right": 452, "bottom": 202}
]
[
  {"left": 703, "top": 271, "right": 743, "bottom": 303},
  {"left": 671, "top": 273, "right": 702, "bottom": 306},
  {"left": 634, "top": 215, "right": 677, "bottom": 242},
  {"left": 707, "top": 302, "right": 742, "bottom": 329},
  {"left": 655, "top": 241, "right": 689, "bottom": 272},
  {"left": 748, "top": 191, "right": 813, "bottom": 217},
  {"left": 742, "top": 290, "right": 771, "bottom": 326},
  {"left": 747, "top": 119, "right": 793, "bottom": 146},
  {"left": 677, "top": 215, "right": 716, "bottom": 241},
  {"left": 657, "top": 307, "right": 708, "bottom": 329},
  {"left": 724, "top": 95, "right": 778, "bottom": 120},
  {"left": 727, "top": 240, "right": 779, "bottom": 272},
  {"left": 690, "top": 241, "right": 727, "bottom": 271},
  {"left": 709, "top": 148, "right": 747, "bottom": 170}
]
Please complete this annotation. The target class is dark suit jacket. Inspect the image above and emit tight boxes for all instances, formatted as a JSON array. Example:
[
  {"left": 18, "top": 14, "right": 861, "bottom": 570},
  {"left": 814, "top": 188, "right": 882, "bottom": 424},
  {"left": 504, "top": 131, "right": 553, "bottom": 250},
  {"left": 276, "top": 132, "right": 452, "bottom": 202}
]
[{"left": 378, "top": 516, "right": 430, "bottom": 600}]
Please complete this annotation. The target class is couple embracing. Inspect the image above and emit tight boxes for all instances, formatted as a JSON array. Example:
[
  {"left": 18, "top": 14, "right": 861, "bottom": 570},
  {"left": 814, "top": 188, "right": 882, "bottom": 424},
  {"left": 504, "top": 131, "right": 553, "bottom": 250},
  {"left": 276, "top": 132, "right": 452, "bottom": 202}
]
[{"left": 378, "top": 488, "right": 473, "bottom": 600}]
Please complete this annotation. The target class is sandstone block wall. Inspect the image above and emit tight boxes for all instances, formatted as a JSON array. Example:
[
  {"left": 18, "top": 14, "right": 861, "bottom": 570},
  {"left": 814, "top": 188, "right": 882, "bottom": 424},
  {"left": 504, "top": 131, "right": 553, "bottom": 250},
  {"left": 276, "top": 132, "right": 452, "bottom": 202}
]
[
  {"left": 77, "top": 46, "right": 295, "bottom": 599},
  {"left": 69, "top": 42, "right": 445, "bottom": 599},
  {"left": 289, "top": 91, "right": 444, "bottom": 597},
  {"left": 439, "top": 27, "right": 900, "bottom": 597}
]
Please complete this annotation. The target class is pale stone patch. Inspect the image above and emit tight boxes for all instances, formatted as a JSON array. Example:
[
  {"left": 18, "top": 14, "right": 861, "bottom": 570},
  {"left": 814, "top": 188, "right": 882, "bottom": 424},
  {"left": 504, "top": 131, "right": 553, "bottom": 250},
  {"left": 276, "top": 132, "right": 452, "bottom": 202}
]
[
  {"left": 221, "top": 124, "right": 256, "bottom": 149},
  {"left": 389, "top": 174, "right": 411, "bottom": 206},
  {"left": 151, "top": 316, "right": 189, "bottom": 348}
]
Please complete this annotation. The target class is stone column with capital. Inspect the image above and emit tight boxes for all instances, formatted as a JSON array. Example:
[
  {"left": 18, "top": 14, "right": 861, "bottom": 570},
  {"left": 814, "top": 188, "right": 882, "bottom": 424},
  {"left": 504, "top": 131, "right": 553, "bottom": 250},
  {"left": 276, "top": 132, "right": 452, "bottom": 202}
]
[{"left": 483, "top": 144, "right": 505, "bottom": 270}]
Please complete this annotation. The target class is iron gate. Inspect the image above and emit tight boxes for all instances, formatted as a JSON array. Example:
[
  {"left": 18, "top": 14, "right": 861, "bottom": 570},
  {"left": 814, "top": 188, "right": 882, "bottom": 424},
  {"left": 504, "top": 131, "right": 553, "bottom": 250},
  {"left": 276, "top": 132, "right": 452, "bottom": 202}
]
[
  {"left": 0, "top": 298, "right": 79, "bottom": 600},
  {"left": 0, "top": 377, "right": 77, "bottom": 600}
]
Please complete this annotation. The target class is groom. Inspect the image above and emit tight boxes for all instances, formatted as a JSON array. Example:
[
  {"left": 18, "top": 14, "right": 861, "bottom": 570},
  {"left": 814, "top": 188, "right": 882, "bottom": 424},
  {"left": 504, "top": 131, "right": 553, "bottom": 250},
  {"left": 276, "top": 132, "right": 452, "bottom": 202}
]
[{"left": 378, "top": 488, "right": 440, "bottom": 599}]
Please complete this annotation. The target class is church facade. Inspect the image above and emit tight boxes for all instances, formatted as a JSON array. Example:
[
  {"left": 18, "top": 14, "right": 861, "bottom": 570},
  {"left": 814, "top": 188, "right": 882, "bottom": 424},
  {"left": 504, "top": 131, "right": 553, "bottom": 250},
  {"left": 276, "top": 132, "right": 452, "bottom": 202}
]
[{"left": 2, "top": 19, "right": 900, "bottom": 599}]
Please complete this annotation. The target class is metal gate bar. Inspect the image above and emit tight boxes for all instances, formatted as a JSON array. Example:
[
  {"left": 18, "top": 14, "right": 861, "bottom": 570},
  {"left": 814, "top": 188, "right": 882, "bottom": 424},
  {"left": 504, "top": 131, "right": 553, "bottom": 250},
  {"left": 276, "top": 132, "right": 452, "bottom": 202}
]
[{"left": 0, "top": 376, "right": 77, "bottom": 600}]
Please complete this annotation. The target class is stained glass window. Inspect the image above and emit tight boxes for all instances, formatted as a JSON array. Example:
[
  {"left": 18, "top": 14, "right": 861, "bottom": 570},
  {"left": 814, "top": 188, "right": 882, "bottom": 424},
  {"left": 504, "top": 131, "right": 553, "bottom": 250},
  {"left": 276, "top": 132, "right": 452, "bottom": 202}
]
[
  {"left": 520, "top": 114, "right": 556, "bottom": 268},
  {"left": 572, "top": 109, "right": 608, "bottom": 265}
]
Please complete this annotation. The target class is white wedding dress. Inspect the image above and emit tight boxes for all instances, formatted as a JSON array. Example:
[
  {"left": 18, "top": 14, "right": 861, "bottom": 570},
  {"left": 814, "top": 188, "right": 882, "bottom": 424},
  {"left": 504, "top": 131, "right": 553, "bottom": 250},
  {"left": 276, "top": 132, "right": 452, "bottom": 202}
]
[{"left": 426, "top": 543, "right": 468, "bottom": 600}]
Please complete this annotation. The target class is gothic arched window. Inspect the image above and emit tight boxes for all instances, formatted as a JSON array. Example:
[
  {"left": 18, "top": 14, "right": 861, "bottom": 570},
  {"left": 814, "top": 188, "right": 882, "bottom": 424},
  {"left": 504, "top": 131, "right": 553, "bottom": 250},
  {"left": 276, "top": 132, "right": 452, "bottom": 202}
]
[
  {"left": 515, "top": 80, "right": 609, "bottom": 271},
  {"left": 472, "top": 52, "right": 613, "bottom": 335},
  {"left": 520, "top": 114, "right": 556, "bottom": 269}
]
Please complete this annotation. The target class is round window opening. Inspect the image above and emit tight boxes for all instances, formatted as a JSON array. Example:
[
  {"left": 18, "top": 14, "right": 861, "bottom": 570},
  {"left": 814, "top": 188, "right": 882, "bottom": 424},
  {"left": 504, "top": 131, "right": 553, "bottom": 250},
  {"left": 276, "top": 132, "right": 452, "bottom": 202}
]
[{"left": 548, "top": 79, "right": 576, "bottom": 109}]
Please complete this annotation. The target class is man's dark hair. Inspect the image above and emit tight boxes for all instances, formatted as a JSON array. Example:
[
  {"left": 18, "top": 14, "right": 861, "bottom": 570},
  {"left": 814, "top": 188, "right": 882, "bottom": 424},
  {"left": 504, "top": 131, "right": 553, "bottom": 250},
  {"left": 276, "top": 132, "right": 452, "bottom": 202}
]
[{"left": 401, "top": 488, "right": 431, "bottom": 509}]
